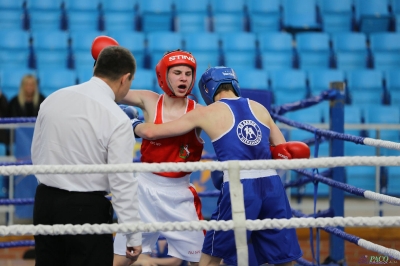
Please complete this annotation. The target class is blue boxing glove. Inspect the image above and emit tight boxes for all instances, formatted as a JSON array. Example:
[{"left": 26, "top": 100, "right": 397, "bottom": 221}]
[
  {"left": 120, "top": 105, "right": 143, "bottom": 138},
  {"left": 211, "top": 170, "right": 224, "bottom": 190}
]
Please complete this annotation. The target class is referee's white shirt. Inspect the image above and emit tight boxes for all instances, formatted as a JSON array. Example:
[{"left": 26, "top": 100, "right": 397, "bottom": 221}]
[{"left": 31, "top": 77, "right": 141, "bottom": 247}]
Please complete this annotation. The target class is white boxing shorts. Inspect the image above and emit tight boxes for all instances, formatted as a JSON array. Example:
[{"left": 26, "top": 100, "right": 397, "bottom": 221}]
[{"left": 113, "top": 172, "right": 204, "bottom": 262}]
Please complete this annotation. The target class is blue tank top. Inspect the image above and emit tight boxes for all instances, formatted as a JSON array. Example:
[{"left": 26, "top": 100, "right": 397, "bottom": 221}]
[{"left": 212, "top": 97, "right": 272, "bottom": 161}]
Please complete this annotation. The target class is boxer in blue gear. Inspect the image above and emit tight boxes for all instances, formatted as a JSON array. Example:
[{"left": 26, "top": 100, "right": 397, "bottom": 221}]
[{"left": 135, "top": 66, "right": 306, "bottom": 266}]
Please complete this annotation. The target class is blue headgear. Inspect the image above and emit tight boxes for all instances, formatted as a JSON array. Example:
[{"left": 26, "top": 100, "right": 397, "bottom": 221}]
[{"left": 198, "top": 66, "right": 241, "bottom": 105}]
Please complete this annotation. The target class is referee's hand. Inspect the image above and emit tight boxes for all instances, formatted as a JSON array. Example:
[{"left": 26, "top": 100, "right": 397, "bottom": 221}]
[{"left": 126, "top": 245, "right": 142, "bottom": 263}]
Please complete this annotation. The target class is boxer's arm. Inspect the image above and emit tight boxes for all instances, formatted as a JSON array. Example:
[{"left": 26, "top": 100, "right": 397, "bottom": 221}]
[
  {"left": 135, "top": 107, "right": 204, "bottom": 139},
  {"left": 119, "top": 89, "right": 157, "bottom": 110}
]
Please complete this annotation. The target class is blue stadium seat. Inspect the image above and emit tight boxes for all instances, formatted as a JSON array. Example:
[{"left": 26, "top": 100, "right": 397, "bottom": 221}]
[
  {"left": 344, "top": 105, "right": 363, "bottom": 124},
  {"left": 210, "top": 0, "right": 246, "bottom": 14},
  {"left": 0, "top": 0, "right": 25, "bottom": 9},
  {"left": 246, "top": 0, "right": 281, "bottom": 32},
  {"left": 174, "top": 14, "right": 209, "bottom": 32},
  {"left": 0, "top": 143, "right": 6, "bottom": 156},
  {"left": 331, "top": 32, "right": 369, "bottom": 70},
  {"left": 386, "top": 167, "right": 400, "bottom": 194},
  {"left": 28, "top": 10, "right": 63, "bottom": 31},
  {"left": 182, "top": 32, "right": 221, "bottom": 67},
  {"left": 345, "top": 166, "right": 376, "bottom": 192},
  {"left": 282, "top": 0, "right": 321, "bottom": 31},
  {"left": 32, "top": 30, "right": 70, "bottom": 69},
  {"left": 318, "top": 0, "right": 353, "bottom": 33},
  {"left": 70, "top": 30, "right": 102, "bottom": 70},
  {"left": 220, "top": 32, "right": 257, "bottom": 69},
  {"left": 66, "top": 10, "right": 101, "bottom": 31},
  {"left": 345, "top": 70, "right": 384, "bottom": 105},
  {"left": 102, "top": 0, "right": 137, "bottom": 12},
  {"left": 369, "top": 33, "right": 400, "bottom": 70},
  {"left": 364, "top": 105, "right": 400, "bottom": 147},
  {"left": 354, "top": 0, "right": 390, "bottom": 33},
  {"left": 131, "top": 68, "right": 155, "bottom": 91},
  {"left": 384, "top": 69, "right": 400, "bottom": 105},
  {"left": 209, "top": 0, "right": 246, "bottom": 32},
  {"left": 307, "top": 69, "right": 345, "bottom": 95},
  {"left": 288, "top": 128, "right": 315, "bottom": 142},
  {"left": 70, "top": 30, "right": 103, "bottom": 53},
  {"left": 139, "top": 0, "right": 174, "bottom": 32},
  {"left": 37, "top": 67, "right": 77, "bottom": 97},
  {"left": 233, "top": 68, "right": 268, "bottom": 90},
  {"left": 0, "top": 30, "right": 31, "bottom": 68},
  {"left": 286, "top": 104, "right": 328, "bottom": 124},
  {"left": 26, "top": 0, "right": 63, "bottom": 10},
  {"left": 103, "top": 11, "right": 136, "bottom": 32},
  {"left": 363, "top": 104, "right": 400, "bottom": 125},
  {"left": 269, "top": 69, "right": 308, "bottom": 105},
  {"left": 258, "top": 32, "right": 294, "bottom": 70},
  {"left": 212, "top": 13, "right": 245, "bottom": 32},
  {"left": 173, "top": 0, "right": 209, "bottom": 14},
  {"left": 295, "top": 32, "right": 331, "bottom": 70},
  {"left": 0, "top": 10, "right": 25, "bottom": 30},
  {"left": 108, "top": 31, "right": 146, "bottom": 68},
  {"left": 173, "top": 0, "right": 210, "bottom": 32},
  {"left": 64, "top": 0, "right": 101, "bottom": 30},
  {"left": 76, "top": 67, "right": 93, "bottom": 83},
  {"left": 72, "top": 51, "right": 94, "bottom": 71},
  {"left": 64, "top": 0, "right": 101, "bottom": 11},
  {"left": 0, "top": 67, "right": 37, "bottom": 100},
  {"left": 146, "top": 32, "right": 183, "bottom": 68},
  {"left": 392, "top": 0, "right": 400, "bottom": 32}
]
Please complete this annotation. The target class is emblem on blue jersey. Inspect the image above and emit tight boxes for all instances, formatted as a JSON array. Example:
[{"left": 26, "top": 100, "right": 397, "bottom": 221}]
[{"left": 236, "top": 120, "right": 262, "bottom": 146}]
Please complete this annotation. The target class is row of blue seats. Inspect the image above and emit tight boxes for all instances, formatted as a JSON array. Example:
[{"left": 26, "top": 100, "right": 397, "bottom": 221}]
[
  {"left": 2, "top": 30, "right": 400, "bottom": 71},
  {"left": 1, "top": 0, "right": 399, "bottom": 33},
  {"left": 2, "top": 65, "right": 400, "bottom": 107}
]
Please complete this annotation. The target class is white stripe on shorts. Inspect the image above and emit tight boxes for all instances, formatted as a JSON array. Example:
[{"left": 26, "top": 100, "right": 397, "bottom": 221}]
[{"left": 223, "top": 169, "right": 278, "bottom": 182}]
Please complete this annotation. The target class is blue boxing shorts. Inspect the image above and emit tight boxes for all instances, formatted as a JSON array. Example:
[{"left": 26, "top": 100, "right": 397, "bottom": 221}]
[{"left": 202, "top": 173, "right": 303, "bottom": 266}]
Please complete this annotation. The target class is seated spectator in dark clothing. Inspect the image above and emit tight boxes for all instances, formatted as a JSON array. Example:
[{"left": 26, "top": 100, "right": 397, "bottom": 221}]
[{"left": 8, "top": 74, "right": 45, "bottom": 117}]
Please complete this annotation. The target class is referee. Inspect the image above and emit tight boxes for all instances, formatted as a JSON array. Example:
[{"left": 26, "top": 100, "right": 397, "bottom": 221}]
[{"left": 31, "top": 46, "right": 142, "bottom": 266}]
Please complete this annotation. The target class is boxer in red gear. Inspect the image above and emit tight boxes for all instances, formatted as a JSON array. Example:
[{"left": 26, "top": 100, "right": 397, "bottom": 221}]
[
  {"left": 112, "top": 49, "right": 205, "bottom": 266},
  {"left": 270, "top": 141, "right": 311, "bottom": 160}
]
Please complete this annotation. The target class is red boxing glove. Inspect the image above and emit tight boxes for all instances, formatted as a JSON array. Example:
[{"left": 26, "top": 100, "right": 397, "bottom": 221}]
[
  {"left": 270, "top": 141, "right": 310, "bottom": 160},
  {"left": 91, "top": 36, "right": 119, "bottom": 60}
]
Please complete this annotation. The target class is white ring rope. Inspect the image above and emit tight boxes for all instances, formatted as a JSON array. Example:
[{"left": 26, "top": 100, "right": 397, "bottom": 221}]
[
  {"left": 1, "top": 216, "right": 400, "bottom": 241},
  {"left": 1, "top": 156, "right": 400, "bottom": 176},
  {"left": 358, "top": 239, "right": 400, "bottom": 261},
  {"left": 364, "top": 138, "right": 400, "bottom": 150},
  {"left": 1, "top": 217, "right": 400, "bottom": 237},
  {"left": 363, "top": 190, "right": 400, "bottom": 206}
]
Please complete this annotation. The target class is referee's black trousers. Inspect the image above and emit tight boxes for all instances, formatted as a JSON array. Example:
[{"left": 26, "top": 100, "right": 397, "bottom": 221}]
[{"left": 33, "top": 183, "right": 114, "bottom": 266}]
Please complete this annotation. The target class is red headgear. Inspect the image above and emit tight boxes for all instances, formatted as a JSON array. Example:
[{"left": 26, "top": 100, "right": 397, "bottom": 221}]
[
  {"left": 155, "top": 50, "right": 197, "bottom": 97},
  {"left": 91, "top": 35, "right": 119, "bottom": 60}
]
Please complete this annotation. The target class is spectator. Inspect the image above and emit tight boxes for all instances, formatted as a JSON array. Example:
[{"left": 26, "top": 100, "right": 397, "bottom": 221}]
[{"left": 8, "top": 74, "right": 45, "bottom": 117}]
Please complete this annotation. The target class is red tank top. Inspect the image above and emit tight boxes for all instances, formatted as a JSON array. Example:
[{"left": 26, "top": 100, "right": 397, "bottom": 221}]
[{"left": 140, "top": 95, "right": 204, "bottom": 178}]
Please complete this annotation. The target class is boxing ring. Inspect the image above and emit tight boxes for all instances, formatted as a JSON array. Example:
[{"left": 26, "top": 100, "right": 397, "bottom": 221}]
[{"left": 1, "top": 82, "right": 400, "bottom": 266}]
